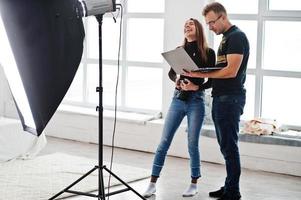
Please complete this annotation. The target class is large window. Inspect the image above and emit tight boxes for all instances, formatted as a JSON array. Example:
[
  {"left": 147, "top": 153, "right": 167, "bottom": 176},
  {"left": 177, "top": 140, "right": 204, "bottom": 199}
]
[
  {"left": 64, "top": 0, "right": 301, "bottom": 128},
  {"left": 65, "top": 0, "right": 165, "bottom": 113},
  {"left": 214, "top": 0, "right": 301, "bottom": 127}
]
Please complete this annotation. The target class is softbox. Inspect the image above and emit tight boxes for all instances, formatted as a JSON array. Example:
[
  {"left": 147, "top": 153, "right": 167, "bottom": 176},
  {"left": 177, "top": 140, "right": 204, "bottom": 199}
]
[{"left": 0, "top": 0, "right": 85, "bottom": 136}]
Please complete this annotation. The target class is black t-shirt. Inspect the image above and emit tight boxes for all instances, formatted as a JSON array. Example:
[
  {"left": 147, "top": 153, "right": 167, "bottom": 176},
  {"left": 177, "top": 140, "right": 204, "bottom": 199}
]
[
  {"left": 168, "top": 41, "right": 216, "bottom": 90},
  {"left": 212, "top": 25, "right": 250, "bottom": 96}
]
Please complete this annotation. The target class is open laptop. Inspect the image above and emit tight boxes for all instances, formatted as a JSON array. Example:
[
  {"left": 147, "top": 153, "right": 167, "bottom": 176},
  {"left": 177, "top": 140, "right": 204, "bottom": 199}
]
[
  {"left": 192, "top": 67, "right": 224, "bottom": 72},
  {"left": 162, "top": 47, "right": 223, "bottom": 74}
]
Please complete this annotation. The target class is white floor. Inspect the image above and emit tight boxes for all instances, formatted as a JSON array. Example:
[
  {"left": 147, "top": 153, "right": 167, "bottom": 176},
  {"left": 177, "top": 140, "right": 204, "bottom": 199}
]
[{"left": 41, "top": 136, "right": 301, "bottom": 200}]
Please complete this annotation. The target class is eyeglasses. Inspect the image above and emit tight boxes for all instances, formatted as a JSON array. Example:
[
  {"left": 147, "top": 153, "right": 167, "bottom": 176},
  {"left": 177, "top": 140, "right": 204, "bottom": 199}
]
[{"left": 206, "top": 15, "right": 222, "bottom": 26}]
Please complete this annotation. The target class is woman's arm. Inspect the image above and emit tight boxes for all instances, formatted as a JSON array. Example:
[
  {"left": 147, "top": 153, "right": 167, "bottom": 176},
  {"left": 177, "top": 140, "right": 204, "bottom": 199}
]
[{"left": 168, "top": 67, "right": 177, "bottom": 82}]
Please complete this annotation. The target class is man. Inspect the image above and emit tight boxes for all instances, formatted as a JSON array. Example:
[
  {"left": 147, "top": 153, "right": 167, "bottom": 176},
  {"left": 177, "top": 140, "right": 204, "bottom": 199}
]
[{"left": 184, "top": 2, "right": 249, "bottom": 200}]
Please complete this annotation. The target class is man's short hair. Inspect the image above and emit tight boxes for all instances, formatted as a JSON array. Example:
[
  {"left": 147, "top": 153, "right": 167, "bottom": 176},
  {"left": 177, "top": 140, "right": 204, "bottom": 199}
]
[{"left": 202, "top": 2, "right": 227, "bottom": 16}]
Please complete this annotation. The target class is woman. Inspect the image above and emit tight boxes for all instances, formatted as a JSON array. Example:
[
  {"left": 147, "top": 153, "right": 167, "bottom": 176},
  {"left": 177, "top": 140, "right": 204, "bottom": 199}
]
[{"left": 143, "top": 18, "right": 216, "bottom": 198}]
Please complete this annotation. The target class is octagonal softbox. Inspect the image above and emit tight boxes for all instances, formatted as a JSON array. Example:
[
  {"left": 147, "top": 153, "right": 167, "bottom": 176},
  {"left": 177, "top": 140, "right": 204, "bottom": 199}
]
[{"left": 0, "top": 0, "right": 85, "bottom": 136}]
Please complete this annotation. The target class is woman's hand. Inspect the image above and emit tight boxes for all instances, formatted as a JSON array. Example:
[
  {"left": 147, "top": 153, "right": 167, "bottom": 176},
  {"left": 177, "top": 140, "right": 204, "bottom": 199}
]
[
  {"left": 175, "top": 76, "right": 181, "bottom": 89},
  {"left": 180, "top": 79, "right": 199, "bottom": 91}
]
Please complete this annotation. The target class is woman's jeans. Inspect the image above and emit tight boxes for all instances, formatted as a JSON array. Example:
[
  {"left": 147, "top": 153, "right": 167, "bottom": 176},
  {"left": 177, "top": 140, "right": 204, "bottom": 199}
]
[
  {"left": 151, "top": 89, "right": 205, "bottom": 179},
  {"left": 212, "top": 94, "right": 246, "bottom": 194}
]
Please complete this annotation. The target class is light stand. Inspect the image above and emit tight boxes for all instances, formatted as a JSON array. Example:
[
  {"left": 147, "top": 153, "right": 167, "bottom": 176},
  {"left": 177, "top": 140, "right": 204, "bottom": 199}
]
[{"left": 49, "top": 14, "right": 146, "bottom": 200}]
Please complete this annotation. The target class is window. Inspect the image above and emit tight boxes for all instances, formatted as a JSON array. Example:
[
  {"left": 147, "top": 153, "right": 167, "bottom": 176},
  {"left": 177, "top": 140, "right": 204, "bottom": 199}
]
[
  {"left": 65, "top": 0, "right": 165, "bottom": 113},
  {"left": 127, "top": 0, "right": 165, "bottom": 13},
  {"left": 262, "top": 76, "right": 301, "bottom": 126},
  {"left": 211, "top": 0, "right": 301, "bottom": 128},
  {"left": 263, "top": 21, "right": 301, "bottom": 72},
  {"left": 87, "top": 17, "right": 122, "bottom": 60},
  {"left": 64, "top": 0, "right": 301, "bottom": 129},
  {"left": 126, "top": 66, "right": 162, "bottom": 110},
  {"left": 127, "top": 18, "right": 164, "bottom": 62},
  {"left": 85, "top": 64, "right": 122, "bottom": 106},
  {"left": 65, "top": 65, "right": 83, "bottom": 102}
]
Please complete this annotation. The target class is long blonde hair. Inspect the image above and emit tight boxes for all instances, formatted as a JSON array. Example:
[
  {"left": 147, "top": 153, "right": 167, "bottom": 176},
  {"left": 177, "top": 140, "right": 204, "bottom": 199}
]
[{"left": 183, "top": 18, "right": 209, "bottom": 63}]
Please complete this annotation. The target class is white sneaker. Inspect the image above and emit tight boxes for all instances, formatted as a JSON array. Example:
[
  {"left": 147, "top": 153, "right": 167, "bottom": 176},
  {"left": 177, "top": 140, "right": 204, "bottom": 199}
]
[
  {"left": 142, "top": 182, "right": 156, "bottom": 198},
  {"left": 182, "top": 183, "right": 198, "bottom": 197}
]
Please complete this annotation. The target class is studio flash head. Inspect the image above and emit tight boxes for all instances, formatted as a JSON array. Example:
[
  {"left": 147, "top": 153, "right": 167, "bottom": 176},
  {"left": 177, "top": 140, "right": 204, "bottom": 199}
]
[{"left": 77, "top": 0, "right": 116, "bottom": 17}]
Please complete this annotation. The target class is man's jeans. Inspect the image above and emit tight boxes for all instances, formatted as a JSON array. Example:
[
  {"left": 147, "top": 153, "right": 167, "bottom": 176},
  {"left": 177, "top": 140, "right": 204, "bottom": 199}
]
[
  {"left": 212, "top": 94, "right": 246, "bottom": 194},
  {"left": 152, "top": 90, "right": 205, "bottom": 179}
]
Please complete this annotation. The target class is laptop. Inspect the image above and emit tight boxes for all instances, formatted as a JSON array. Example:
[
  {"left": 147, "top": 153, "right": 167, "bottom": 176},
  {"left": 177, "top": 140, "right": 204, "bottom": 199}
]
[
  {"left": 192, "top": 67, "right": 224, "bottom": 72},
  {"left": 162, "top": 47, "right": 223, "bottom": 74},
  {"left": 161, "top": 47, "right": 199, "bottom": 74}
]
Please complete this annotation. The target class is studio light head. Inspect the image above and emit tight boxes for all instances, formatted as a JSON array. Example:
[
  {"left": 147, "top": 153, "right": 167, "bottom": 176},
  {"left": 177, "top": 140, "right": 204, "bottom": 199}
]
[{"left": 78, "top": 0, "right": 116, "bottom": 17}]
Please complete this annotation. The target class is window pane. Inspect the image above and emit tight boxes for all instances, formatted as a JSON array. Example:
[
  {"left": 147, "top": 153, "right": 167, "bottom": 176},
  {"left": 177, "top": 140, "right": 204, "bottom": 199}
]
[
  {"left": 217, "top": 0, "right": 258, "bottom": 14},
  {"left": 86, "top": 64, "right": 99, "bottom": 104},
  {"left": 103, "top": 65, "right": 122, "bottom": 107},
  {"left": 213, "top": 34, "right": 223, "bottom": 55},
  {"left": 242, "top": 75, "right": 255, "bottom": 120},
  {"left": 65, "top": 65, "right": 83, "bottom": 102},
  {"left": 214, "top": 20, "right": 257, "bottom": 69},
  {"left": 269, "top": 0, "right": 301, "bottom": 10},
  {"left": 87, "top": 64, "right": 121, "bottom": 106},
  {"left": 127, "top": 18, "right": 164, "bottom": 62},
  {"left": 262, "top": 76, "right": 301, "bottom": 126},
  {"left": 87, "top": 17, "right": 121, "bottom": 60},
  {"left": 126, "top": 67, "right": 162, "bottom": 110},
  {"left": 263, "top": 21, "right": 301, "bottom": 71},
  {"left": 127, "top": 0, "right": 165, "bottom": 13}
]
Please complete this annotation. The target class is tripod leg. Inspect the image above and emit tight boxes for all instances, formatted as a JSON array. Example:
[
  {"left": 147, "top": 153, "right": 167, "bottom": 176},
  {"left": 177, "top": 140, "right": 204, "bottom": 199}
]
[
  {"left": 103, "top": 166, "right": 147, "bottom": 200},
  {"left": 49, "top": 166, "right": 98, "bottom": 200},
  {"left": 98, "top": 166, "right": 106, "bottom": 200}
]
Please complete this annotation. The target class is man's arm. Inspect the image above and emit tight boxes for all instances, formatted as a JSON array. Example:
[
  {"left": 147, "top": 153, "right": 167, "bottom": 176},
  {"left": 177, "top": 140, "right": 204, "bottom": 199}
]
[{"left": 183, "top": 53, "right": 243, "bottom": 79}]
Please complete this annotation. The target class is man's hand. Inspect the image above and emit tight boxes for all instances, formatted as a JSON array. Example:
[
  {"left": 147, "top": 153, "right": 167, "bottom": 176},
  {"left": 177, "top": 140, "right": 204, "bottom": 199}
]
[{"left": 182, "top": 69, "right": 206, "bottom": 78}]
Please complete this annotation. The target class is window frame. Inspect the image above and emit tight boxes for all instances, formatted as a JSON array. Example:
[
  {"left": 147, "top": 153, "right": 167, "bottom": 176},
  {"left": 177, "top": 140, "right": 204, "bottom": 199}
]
[
  {"left": 208, "top": 0, "right": 301, "bottom": 129},
  {"left": 63, "top": 2, "right": 166, "bottom": 115}
]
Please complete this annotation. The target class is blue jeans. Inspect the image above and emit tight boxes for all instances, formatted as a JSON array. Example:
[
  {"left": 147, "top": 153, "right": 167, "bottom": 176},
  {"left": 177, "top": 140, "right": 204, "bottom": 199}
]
[
  {"left": 152, "top": 89, "right": 205, "bottom": 179},
  {"left": 212, "top": 94, "right": 246, "bottom": 194}
]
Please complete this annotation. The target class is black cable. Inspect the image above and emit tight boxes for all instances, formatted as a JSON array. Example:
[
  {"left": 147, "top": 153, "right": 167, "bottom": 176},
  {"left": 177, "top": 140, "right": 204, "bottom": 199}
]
[{"left": 107, "top": 3, "right": 123, "bottom": 200}]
